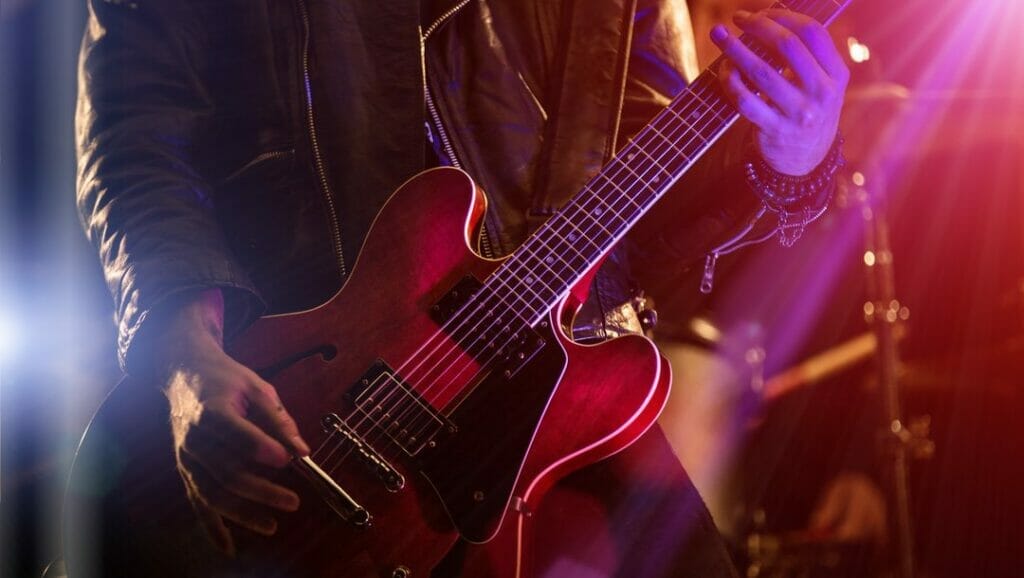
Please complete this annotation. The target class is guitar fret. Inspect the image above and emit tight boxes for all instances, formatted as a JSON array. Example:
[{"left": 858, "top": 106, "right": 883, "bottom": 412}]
[
  {"left": 629, "top": 145, "right": 675, "bottom": 180},
  {"left": 588, "top": 174, "right": 644, "bottom": 235},
  {"left": 547, "top": 228, "right": 590, "bottom": 264},
  {"left": 463, "top": 0, "right": 850, "bottom": 329},
  {"left": 559, "top": 210, "right": 601, "bottom": 243},
  {"left": 689, "top": 88, "right": 725, "bottom": 124},
  {"left": 525, "top": 242, "right": 579, "bottom": 284},
  {"left": 518, "top": 254, "right": 568, "bottom": 293},
  {"left": 613, "top": 155, "right": 664, "bottom": 188},
  {"left": 624, "top": 141, "right": 673, "bottom": 180},
  {"left": 669, "top": 100, "right": 714, "bottom": 145},
  {"left": 664, "top": 104, "right": 700, "bottom": 134},
  {"left": 592, "top": 178, "right": 643, "bottom": 216},
  {"left": 557, "top": 215, "right": 604, "bottom": 256},
  {"left": 647, "top": 123, "right": 697, "bottom": 158}
]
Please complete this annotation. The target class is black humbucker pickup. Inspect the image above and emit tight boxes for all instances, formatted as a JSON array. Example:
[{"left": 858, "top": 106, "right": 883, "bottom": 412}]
[
  {"left": 430, "top": 275, "right": 548, "bottom": 379},
  {"left": 430, "top": 275, "right": 483, "bottom": 326},
  {"left": 492, "top": 330, "right": 546, "bottom": 380},
  {"left": 347, "top": 360, "right": 456, "bottom": 456}
]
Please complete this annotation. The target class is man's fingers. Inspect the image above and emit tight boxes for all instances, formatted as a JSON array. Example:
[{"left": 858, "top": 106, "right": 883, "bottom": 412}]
[
  {"left": 220, "top": 469, "right": 301, "bottom": 513},
  {"left": 764, "top": 9, "right": 850, "bottom": 86},
  {"left": 732, "top": 10, "right": 830, "bottom": 97},
  {"left": 180, "top": 469, "right": 237, "bottom": 557},
  {"left": 185, "top": 456, "right": 280, "bottom": 537},
  {"left": 710, "top": 23, "right": 803, "bottom": 117},
  {"left": 719, "top": 61, "right": 782, "bottom": 131},
  {"left": 212, "top": 490, "right": 279, "bottom": 538},
  {"left": 192, "top": 404, "right": 293, "bottom": 468},
  {"left": 181, "top": 445, "right": 301, "bottom": 513},
  {"left": 245, "top": 378, "right": 311, "bottom": 457},
  {"left": 194, "top": 498, "right": 237, "bottom": 556}
]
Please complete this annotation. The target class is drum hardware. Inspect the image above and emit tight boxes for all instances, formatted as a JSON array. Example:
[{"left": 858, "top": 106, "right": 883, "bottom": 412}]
[
  {"left": 850, "top": 165, "right": 929, "bottom": 578},
  {"left": 879, "top": 415, "right": 935, "bottom": 462},
  {"left": 743, "top": 525, "right": 878, "bottom": 578}
]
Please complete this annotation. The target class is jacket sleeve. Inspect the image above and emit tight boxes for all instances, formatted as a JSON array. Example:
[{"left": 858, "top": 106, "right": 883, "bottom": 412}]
[
  {"left": 76, "top": 0, "right": 262, "bottom": 374},
  {"left": 618, "top": 0, "right": 828, "bottom": 296}
]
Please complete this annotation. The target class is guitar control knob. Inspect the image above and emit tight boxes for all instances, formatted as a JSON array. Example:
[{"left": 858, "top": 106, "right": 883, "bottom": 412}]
[{"left": 391, "top": 566, "right": 411, "bottom": 578}]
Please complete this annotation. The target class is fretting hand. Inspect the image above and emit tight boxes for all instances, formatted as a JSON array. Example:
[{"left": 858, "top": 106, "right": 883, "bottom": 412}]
[{"left": 711, "top": 9, "right": 849, "bottom": 176}]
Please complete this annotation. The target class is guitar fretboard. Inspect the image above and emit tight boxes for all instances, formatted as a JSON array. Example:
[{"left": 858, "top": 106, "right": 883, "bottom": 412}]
[
  {"left": 482, "top": 0, "right": 852, "bottom": 327},
  {"left": 437, "top": 0, "right": 853, "bottom": 387}
]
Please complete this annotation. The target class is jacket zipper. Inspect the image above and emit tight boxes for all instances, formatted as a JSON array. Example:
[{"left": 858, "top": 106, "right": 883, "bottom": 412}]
[
  {"left": 424, "top": 87, "right": 460, "bottom": 170},
  {"left": 421, "top": 0, "right": 471, "bottom": 170},
  {"left": 298, "top": 0, "right": 347, "bottom": 277},
  {"left": 420, "top": 0, "right": 498, "bottom": 258},
  {"left": 422, "top": 0, "right": 472, "bottom": 42}
]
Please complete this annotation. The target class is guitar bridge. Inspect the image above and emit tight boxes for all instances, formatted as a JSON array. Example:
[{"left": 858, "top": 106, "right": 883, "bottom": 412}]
[{"left": 321, "top": 413, "right": 405, "bottom": 492}]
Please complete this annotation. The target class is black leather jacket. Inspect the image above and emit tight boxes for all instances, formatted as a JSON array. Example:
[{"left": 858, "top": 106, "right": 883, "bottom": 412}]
[{"left": 77, "top": 0, "right": 777, "bottom": 373}]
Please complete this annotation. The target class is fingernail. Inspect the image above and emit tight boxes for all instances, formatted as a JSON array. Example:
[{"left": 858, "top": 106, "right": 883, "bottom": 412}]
[
  {"left": 257, "top": 518, "right": 278, "bottom": 536},
  {"left": 735, "top": 9, "right": 753, "bottom": 21},
  {"left": 282, "top": 492, "right": 301, "bottom": 512},
  {"left": 711, "top": 24, "right": 729, "bottom": 43},
  {"left": 292, "top": 435, "right": 311, "bottom": 456}
]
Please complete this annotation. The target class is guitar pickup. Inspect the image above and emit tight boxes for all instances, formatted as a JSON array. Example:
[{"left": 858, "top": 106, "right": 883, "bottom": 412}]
[
  {"left": 430, "top": 275, "right": 483, "bottom": 325},
  {"left": 348, "top": 361, "right": 456, "bottom": 456},
  {"left": 430, "top": 276, "right": 546, "bottom": 378},
  {"left": 492, "top": 329, "right": 546, "bottom": 379}
]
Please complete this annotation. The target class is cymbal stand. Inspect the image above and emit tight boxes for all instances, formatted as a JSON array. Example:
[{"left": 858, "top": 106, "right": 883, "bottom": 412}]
[{"left": 849, "top": 169, "right": 924, "bottom": 578}]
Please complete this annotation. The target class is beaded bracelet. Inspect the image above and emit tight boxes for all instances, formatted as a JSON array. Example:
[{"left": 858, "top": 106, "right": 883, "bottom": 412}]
[{"left": 743, "top": 134, "right": 846, "bottom": 246}]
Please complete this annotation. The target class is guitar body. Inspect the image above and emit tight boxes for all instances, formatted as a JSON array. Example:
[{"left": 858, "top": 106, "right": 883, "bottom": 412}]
[{"left": 64, "top": 167, "right": 669, "bottom": 578}]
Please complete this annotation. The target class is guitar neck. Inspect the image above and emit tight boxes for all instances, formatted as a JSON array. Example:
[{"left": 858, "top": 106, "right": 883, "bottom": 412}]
[{"left": 481, "top": 0, "right": 853, "bottom": 325}]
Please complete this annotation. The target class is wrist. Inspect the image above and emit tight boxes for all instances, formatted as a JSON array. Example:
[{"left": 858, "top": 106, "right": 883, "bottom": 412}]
[
  {"left": 743, "top": 133, "right": 845, "bottom": 248},
  {"left": 152, "top": 288, "right": 226, "bottom": 376},
  {"left": 744, "top": 133, "right": 845, "bottom": 207},
  {"left": 757, "top": 134, "right": 833, "bottom": 177}
]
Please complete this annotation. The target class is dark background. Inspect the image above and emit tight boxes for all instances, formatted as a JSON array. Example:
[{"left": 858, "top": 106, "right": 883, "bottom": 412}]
[{"left": 1, "top": 1, "right": 1022, "bottom": 577}]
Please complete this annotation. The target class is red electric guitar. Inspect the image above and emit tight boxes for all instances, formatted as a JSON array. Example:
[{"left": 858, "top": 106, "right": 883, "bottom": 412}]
[{"left": 63, "top": 1, "right": 851, "bottom": 576}]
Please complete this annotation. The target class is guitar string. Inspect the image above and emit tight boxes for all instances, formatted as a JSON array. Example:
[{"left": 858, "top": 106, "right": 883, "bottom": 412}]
[
  {"left": 319, "top": 76, "right": 736, "bottom": 468},
  {"left": 323, "top": 34, "right": 787, "bottom": 467},
  {"left": 315, "top": 0, "right": 839, "bottom": 468},
  {"left": 391, "top": 79, "right": 734, "bottom": 437},
  {"left": 317, "top": 0, "right": 836, "bottom": 467},
  {"left": 315, "top": 74, "right": 730, "bottom": 470},
  {"left": 407, "top": 88, "right": 728, "bottom": 410},
  {"left": 370, "top": 0, "right": 843, "bottom": 447},
  {"left": 385, "top": 55, "right": 764, "bottom": 428},
  {"left": 395, "top": 0, "right": 844, "bottom": 421},
  {"left": 318, "top": 36, "right": 825, "bottom": 476}
]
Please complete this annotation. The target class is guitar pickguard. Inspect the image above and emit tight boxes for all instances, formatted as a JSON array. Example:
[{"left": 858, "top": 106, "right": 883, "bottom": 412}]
[{"left": 419, "top": 320, "right": 566, "bottom": 544}]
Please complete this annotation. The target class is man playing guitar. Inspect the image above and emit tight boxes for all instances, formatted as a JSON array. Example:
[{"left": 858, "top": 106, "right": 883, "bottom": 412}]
[{"left": 72, "top": 0, "right": 848, "bottom": 575}]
